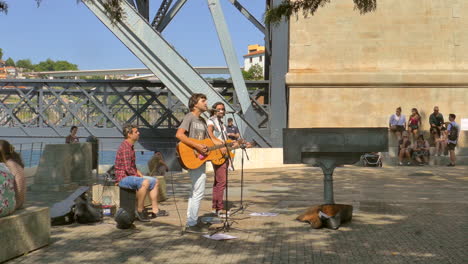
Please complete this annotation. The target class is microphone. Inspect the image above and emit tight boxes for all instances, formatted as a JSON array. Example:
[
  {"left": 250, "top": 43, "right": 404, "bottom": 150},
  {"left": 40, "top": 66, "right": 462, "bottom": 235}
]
[{"left": 209, "top": 108, "right": 239, "bottom": 114}]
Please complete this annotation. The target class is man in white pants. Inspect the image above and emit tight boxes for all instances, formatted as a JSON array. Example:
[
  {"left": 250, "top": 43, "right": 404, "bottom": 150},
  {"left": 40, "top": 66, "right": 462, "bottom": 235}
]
[{"left": 176, "top": 93, "right": 215, "bottom": 233}]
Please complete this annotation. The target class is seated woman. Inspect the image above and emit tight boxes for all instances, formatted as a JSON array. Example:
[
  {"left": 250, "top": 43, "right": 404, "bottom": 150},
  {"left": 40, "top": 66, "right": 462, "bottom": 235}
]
[
  {"left": 389, "top": 107, "right": 407, "bottom": 141},
  {"left": 435, "top": 125, "right": 448, "bottom": 156},
  {"left": 147, "top": 151, "right": 169, "bottom": 177},
  {"left": 398, "top": 132, "right": 412, "bottom": 166},
  {"left": 412, "top": 135, "right": 430, "bottom": 165},
  {"left": 407, "top": 108, "right": 421, "bottom": 143},
  {"left": 0, "top": 149, "right": 16, "bottom": 217},
  {"left": 0, "top": 140, "right": 25, "bottom": 209}
]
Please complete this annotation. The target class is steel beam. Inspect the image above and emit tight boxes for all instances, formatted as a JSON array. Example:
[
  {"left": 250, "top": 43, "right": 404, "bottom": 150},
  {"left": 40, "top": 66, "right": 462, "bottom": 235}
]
[
  {"left": 156, "top": 0, "right": 188, "bottom": 32},
  {"left": 268, "top": 0, "right": 289, "bottom": 147},
  {"left": 151, "top": 0, "right": 173, "bottom": 29},
  {"left": 83, "top": 0, "right": 271, "bottom": 146},
  {"left": 226, "top": 0, "right": 265, "bottom": 34},
  {"left": 207, "top": 0, "right": 259, "bottom": 135},
  {"left": 135, "top": 0, "right": 149, "bottom": 21}
]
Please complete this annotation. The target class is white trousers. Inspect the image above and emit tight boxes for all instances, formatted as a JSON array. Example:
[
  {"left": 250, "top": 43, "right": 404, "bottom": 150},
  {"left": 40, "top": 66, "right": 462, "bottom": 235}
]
[{"left": 186, "top": 164, "right": 206, "bottom": 226}]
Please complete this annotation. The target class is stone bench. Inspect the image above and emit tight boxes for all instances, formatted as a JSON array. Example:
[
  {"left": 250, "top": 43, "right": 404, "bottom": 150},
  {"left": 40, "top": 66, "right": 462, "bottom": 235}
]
[{"left": 0, "top": 206, "right": 50, "bottom": 263}]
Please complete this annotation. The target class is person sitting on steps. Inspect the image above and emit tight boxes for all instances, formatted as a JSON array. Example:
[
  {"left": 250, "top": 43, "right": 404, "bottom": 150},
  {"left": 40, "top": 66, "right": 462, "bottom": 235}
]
[{"left": 398, "top": 132, "right": 412, "bottom": 166}]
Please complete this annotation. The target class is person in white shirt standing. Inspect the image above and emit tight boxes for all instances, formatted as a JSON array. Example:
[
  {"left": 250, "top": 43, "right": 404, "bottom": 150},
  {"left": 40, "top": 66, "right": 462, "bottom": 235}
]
[{"left": 207, "top": 102, "right": 231, "bottom": 217}]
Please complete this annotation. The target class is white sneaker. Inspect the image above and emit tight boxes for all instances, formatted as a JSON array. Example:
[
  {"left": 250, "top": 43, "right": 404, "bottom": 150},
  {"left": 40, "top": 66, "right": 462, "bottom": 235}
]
[{"left": 398, "top": 162, "right": 403, "bottom": 166}]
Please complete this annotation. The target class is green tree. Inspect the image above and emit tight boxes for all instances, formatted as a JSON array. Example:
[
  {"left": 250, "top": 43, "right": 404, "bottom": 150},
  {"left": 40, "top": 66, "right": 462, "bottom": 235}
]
[
  {"left": 33, "top": 58, "right": 78, "bottom": 71},
  {"left": 242, "top": 64, "right": 263, "bottom": 81},
  {"left": 0, "top": 48, "right": 3, "bottom": 60},
  {"left": 265, "top": 0, "right": 376, "bottom": 24},
  {"left": 53, "top": 60, "right": 78, "bottom": 71},
  {"left": 5, "top": 57, "right": 15, "bottom": 66},
  {"left": 16, "top": 59, "right": 34, "bottom": 70}
]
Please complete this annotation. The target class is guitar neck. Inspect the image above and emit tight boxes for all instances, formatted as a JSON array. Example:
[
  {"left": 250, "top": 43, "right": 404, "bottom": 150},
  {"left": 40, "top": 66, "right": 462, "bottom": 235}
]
[{"left": 207, "top": 142, "right": 235, "bottom": 151}]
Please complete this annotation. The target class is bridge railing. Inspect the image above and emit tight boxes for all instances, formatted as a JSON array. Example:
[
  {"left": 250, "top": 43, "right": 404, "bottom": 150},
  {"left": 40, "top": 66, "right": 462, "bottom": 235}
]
[{"left": 0, "top": 79, "right": 270, "bottom": 137}]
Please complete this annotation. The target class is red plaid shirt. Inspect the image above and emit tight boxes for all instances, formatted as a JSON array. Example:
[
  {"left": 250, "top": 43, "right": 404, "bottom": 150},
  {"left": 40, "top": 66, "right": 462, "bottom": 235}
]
[{"left": 114, "top": 140, "right": 137, "bottom": 182}]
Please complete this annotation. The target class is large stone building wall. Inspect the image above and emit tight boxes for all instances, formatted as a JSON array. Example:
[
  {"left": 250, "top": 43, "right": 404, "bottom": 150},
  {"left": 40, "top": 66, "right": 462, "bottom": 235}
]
[{"left": 287, "top": 0, "right": 468, "bottom": 153}]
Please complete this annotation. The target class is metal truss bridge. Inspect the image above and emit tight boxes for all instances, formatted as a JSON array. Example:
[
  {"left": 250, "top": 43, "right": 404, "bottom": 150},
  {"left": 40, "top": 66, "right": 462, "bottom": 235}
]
[{"left": 0, "top": 79, "right": 270, "bottom": 144}]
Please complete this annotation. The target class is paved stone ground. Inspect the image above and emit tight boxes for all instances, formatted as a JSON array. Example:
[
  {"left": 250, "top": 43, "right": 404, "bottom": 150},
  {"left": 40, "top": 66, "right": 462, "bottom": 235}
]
[{"left": 9, "top": 165, "right": 468, "bottom": 264}]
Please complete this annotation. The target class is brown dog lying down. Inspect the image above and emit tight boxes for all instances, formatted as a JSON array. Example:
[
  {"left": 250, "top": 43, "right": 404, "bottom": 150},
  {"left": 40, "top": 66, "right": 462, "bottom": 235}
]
[{"left": 296, "top": 204, "right": 353, "bottom": 230}]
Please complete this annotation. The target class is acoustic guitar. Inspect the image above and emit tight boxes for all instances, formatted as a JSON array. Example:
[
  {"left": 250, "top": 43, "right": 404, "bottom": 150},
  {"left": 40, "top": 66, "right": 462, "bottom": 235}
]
[{"left": 176, "top": 138, "right": 248, "bottom": 170}]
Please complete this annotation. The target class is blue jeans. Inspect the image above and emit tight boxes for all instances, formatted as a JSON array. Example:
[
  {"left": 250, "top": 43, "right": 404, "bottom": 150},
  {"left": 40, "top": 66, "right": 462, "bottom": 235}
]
[{"left": 119, "top": 176, "right": 157, "bottom": 190}]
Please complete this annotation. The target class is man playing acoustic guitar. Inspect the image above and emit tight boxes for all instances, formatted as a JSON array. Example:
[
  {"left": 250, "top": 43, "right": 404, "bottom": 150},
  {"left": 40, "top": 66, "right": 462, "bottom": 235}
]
[{"left": 176, "top": 93, "right": 216, "bottom": 233}]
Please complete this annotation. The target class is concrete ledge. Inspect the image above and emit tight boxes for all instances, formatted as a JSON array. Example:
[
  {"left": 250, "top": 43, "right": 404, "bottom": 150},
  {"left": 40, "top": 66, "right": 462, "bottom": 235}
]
[
  {"left": 206, "top": 148, "right": 303, "bottom": 172},
  {"left": 0, "top": 206, "right": 50, "bottom": 263},
  {"left": 92, "top": 176, "right": 167, "bottom": 208}
]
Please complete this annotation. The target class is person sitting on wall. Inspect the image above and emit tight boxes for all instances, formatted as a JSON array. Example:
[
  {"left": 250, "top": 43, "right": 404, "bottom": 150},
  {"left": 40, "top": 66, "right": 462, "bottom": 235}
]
[
  {"left": 407, "top": 108, "right": 422, "bottom": 143},
  {"left": 114, "top": 124, "right": 169, "bottom": 222},
  {"left": 429, "top": 106, "right": 444, "bottom": 143},
  {"left": 412, "top": 135, "right": 430, "bottom": 165},
  {"left": 147, "top": 151, "right": 169, "bottom": 177},
  {"left": 65, "top": 126, "right": 79, "bottom": 144},
  {"left": 0, "top": 140, "right": 25, "bottom": 209},
  {"left": 0, "top": 148, "right": 16, "bottom": 217},
  {"left": 398, "top": 132, "right": 412, "bottom": 166},
  {"left": 435, "top": 125, "right": 447, "bottom": 156},
  {"left": 389, "top": 107, "right": 406, "bottom": 141},
  {"left": 147, "top": 151, "right": 169, "bottom": 202}
]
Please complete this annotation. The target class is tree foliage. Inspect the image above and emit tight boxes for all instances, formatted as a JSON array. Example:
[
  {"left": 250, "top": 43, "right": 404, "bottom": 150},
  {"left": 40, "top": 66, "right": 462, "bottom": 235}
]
[
  {"left": 16, "top": 59, "right": 34, "bottom": 70},
  {"left": 0, "top": 48, "right": 3, "bottom": 60},
  {"left": 242, "top": 64, "right": 264, "bottom": 81},
  {"left": 33, "top": 58, "right": 78, "bottom": 71},
  {"left": 5, "top": 57, "right": 15, "bottom": 66},
  {"left": 265, "top": 0, "right": 376, "bottom": 25}
]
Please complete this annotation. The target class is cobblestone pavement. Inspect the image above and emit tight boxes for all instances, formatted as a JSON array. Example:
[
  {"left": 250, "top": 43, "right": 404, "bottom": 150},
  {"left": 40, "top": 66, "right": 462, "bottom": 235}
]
[{"left": 9, "top": 165, "right": 468, "bottom": 264}]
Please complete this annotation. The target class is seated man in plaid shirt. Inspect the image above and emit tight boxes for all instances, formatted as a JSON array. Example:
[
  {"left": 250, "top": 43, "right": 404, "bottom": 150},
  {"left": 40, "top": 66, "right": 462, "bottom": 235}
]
[{"left": 115, "top": 124, "right": 168, "bottom": 222}]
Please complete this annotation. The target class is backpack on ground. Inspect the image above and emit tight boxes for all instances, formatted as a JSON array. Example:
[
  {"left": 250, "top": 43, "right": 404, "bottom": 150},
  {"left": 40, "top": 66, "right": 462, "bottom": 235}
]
[
  {"left": 74, "top": 193, "right": 103, "bottom": 224},
  {"left": 448, "top": 124, "right": 458, "bottom": 141}
]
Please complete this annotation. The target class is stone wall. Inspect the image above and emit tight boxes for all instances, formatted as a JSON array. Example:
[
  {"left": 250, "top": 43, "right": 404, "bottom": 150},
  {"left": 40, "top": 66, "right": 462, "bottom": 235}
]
[
  {"left": 287, "top": 0, "right": 468, "bottom": 154},
  {"left": 32, "top": 143, "right": 93, "bottom": 191}
]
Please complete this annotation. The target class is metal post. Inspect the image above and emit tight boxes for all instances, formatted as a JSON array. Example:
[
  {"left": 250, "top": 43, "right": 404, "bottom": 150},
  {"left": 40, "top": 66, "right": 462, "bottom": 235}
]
[
  {"left": 268, "top": 0, "right": 289, "bottom": 147},
  {"left": 318, "top": 160, "right": 336, "bottom": 204},
  {"left": 29, "top": 142, "right": 34, "bottom": 168}
]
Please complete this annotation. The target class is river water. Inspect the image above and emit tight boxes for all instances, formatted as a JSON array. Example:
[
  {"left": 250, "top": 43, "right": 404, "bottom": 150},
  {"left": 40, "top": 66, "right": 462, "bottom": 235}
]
[{"left": 4, "top": 137, "right": 178, "bottom": 168}]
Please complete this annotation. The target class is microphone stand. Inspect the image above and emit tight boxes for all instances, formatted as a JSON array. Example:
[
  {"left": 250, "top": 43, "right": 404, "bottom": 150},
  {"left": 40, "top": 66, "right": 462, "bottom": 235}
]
[
  {"left": 210, "top": 116, "right": 248, "bottom": 235},
  {"left": 229, "top": 113, "right": 250, "bottom": 216}
]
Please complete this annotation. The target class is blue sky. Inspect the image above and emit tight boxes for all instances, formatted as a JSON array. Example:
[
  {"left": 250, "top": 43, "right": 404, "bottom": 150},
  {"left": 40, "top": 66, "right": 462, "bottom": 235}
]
[{"left": 0, "top": 0, "right": 265, "bottom": 70}]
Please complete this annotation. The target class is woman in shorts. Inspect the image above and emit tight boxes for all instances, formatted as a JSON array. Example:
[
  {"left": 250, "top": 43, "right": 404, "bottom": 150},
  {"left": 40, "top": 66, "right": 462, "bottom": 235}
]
[
  {"left": 412, "top": 135, "right": 430, "bottom": 165},
  {"left": 407, "top": 108, "right": 421, "bottom": 143}
]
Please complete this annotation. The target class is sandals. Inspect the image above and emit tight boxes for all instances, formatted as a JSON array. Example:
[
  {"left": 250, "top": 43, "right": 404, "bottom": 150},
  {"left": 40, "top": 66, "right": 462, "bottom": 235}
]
[{"left": 148, "top": 209, "right": 169, "bottom": 218}]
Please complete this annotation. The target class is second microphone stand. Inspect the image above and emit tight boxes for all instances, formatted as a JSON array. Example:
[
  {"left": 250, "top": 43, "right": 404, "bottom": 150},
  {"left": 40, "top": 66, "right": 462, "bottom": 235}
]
[{"left": 210, "top": 117, "right": 248, "bottom": 235}]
